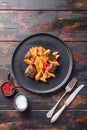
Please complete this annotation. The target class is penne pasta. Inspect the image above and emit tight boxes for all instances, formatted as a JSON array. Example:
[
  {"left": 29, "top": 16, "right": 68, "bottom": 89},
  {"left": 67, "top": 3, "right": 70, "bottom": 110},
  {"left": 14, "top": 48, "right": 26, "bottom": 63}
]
[
  {"left": 52, "top": 51, "right": 59, "bottom": 55},
  {"left": 49, "top": 60, "right": 60, "bottom": 66},
  {"left": 24, "top": 59, "right": 32, "bottom": 65},
  {"left": 25, "top": 65, "right": 30, "bottom": 74},
  {"left": 55, "top": 54, "right": 60, "bottom": 60},
  {"left": 43, "top": 49, "right": 51, "bottom": 55},
  {"left": 40, "top": 77, "right": 47, "bottom": 82},
  {"left": 47, "top": 72, "right": 55, "bottom": 78},
  {"left": 34, "top": 47, "right": 38, "bottom": 56},
  {"left": 35, "top": 71, "right": 42, "bottom": 81},
  {"left": 24, "top": 46, "right": 60, "bottom": 82}
]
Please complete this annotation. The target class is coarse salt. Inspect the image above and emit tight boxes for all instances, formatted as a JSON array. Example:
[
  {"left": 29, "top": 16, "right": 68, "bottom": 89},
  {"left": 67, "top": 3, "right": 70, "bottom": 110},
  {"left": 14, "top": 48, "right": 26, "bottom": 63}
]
[{"left": 15, "top": 95, "right": 28, "bottom": 110}]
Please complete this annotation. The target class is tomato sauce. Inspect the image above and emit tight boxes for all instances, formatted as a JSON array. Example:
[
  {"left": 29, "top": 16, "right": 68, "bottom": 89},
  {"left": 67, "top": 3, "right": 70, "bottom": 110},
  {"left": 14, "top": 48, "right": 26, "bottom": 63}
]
[{"left": 1, "top": 82, "right": 14, "bottom": 95}]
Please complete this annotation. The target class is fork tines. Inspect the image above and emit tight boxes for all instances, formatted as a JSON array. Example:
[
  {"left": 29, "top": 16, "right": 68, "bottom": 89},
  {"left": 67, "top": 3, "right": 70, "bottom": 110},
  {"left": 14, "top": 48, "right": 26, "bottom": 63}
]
[{"left": 67, "top": 77, "right": 77, "bottom": 88}]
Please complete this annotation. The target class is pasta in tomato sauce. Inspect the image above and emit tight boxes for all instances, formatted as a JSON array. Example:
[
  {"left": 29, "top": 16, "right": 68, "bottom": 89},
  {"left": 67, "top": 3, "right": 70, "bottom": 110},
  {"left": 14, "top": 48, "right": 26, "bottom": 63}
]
[{"left": 24, "top": 46, "right": 60, "bottom": 82}]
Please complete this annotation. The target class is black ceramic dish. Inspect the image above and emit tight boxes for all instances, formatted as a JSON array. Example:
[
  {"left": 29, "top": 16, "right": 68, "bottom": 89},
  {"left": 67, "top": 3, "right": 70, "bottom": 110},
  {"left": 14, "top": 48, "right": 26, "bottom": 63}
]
[{"left": 12, "top": 33, "right": 73, "bottom": 94}]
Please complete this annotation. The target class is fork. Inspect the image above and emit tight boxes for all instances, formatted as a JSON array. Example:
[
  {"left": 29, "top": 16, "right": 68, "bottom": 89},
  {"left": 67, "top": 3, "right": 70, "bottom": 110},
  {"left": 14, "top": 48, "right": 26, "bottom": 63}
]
[{"left": 46, "top": 77, "right": 77, "bottom": 118}]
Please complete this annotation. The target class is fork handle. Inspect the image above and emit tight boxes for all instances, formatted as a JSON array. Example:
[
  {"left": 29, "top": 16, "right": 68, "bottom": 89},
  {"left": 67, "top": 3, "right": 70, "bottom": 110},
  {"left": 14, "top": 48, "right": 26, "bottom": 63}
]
[{"left": 46, "top": 91, "right": 67, "bottom": 118}]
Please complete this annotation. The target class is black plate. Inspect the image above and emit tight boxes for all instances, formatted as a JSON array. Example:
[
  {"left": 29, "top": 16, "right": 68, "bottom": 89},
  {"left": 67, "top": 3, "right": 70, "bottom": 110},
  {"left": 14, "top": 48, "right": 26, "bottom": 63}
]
[{"left": 12, "top": 33, "right": 73, "bottom": 94}]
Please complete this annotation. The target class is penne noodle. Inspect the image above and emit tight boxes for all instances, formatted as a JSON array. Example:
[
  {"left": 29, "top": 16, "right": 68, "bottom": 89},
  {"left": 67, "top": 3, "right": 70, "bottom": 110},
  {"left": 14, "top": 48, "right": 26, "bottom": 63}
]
[
  {"left": 42, "top": 72, "right": 47, "bottom": 79},
  {"left": 52, "top": 51, "right": 59, "bottom": 55},
  {"left": 25, "top": 65, "right": 30, "bottom": 74},
  {"left": 55, "top": 54, "right": 60, "bottom": 60},
  {"left": 34, "top": 47, "right": 38, "bottom": 56},
  {"left": 37, "top": 46, "right": 45, "bottom": 55},
  {"left": 43, "top": 56, "right": 49, "bottom": 62},
  {"left": 24, "top": 59, "right": 32, "bottom": 65},
  {"left": 35, "top": 71, "right": 42, "bottom": 81},
  {"left": 30, "top": 47, "right": 34, "bottom": 55},
  {"left": 40, "top": 77, "right": 47, "bottom": 82},
  {"left": 47, "top": 72, "right": 55, "bottom": 78},
  {"left": 49, "top": 60, "right": 60, "bottom": 66},
  {"left": 43, "top": 49, "right": 51, "bottom": 55}
]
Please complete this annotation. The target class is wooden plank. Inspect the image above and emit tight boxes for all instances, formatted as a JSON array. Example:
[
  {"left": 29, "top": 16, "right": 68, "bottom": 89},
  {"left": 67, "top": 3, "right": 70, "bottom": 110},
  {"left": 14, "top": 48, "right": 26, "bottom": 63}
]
[
  {"left": 0, "top": 0, "right": 42, "bottom": 10},
  {"left": 0, "top": 11, "right": 18, "bottom": 41},
  {"left": 41, "top": 0, "right": 87, "bottom": 10},
  {"left": 17, "top": 11, "right": 87, "bottom": 41},
  {"left": 0, "top": 0, "right": 18, "bottom": 9},
  {"left": 0, "top": 11, "right": 87, "bottom": 41},
  {"left": 0, "top": 0, "right": 87, "bottom": 10},
  {"left": 0, "top": 110, "right": 87, "bottom": 129}
]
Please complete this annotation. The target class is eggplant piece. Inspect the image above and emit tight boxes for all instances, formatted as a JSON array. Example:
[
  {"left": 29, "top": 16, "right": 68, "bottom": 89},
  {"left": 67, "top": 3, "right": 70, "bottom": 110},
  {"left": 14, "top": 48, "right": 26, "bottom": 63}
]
[
  {"left": 48, "top": 64, "right": 57, "bottom": 73},
  {"left": 26, "top": 65, "right": 36, "bottom": 78},
  {"left": 48, "top": 53, "right": 56, "bottom": 61},
  {"left": 24, "top": 51, "right": 30, "bottom": 59}
]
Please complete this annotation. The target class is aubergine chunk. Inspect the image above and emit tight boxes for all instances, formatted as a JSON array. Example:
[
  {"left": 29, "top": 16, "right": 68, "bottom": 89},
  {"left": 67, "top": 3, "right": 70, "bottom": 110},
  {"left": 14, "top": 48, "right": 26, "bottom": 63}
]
[
  {"left": 48, "top": 64, "right": 57, "bottom": 73},
  {"left": 27, "top": 65, "right": 36, "bottom": 78},
  {"left": 24, "top": 51, "right": 30, "bottom": 59},
  {"left": 47, "top": 53, "right": 56, "bottom": 61}
]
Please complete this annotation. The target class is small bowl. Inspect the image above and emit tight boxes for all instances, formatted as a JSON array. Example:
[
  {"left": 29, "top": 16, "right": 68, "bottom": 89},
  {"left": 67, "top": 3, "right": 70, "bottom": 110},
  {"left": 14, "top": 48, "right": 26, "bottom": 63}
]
[
  {"left": 13, "top": 93, "right": 28, "bottom": 112},
  {"left": 1, "top": 81, "right": 15, "bottom": 96}
]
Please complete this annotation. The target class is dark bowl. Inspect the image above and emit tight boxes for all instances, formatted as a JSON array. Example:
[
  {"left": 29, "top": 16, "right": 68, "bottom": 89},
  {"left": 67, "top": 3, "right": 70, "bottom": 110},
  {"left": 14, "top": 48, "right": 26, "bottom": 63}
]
[
  {"left": 1, "top": 81, "right": 15, "bottom": 96},
  {"left": 13, "top": 93, "right": 28, "bottom": 111}
]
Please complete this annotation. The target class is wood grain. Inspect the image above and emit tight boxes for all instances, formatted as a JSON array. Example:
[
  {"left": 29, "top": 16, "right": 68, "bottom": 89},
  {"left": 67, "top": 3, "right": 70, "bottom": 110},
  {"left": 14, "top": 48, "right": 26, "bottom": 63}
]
[
  {"left": 0, "top": 86, "right": 87, "bottom": 110},
  {"left": 0, "top": 0, "right": 87, "bottom": 129},
  {"left": 0, "top": 110, "right": 87, "bottom": 130},
  {"left": 0, "top": 11, "right": 87, "bottom": 41},
  {"left": 0, "top": 0, "right": 87, "bottom": 10}
]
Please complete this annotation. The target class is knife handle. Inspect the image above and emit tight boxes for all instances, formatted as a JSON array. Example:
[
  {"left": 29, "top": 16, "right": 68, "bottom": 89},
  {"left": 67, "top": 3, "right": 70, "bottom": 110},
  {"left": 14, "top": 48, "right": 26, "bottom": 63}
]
[{"left": 51, "top": 104, "right": 66, "bottom": 123}]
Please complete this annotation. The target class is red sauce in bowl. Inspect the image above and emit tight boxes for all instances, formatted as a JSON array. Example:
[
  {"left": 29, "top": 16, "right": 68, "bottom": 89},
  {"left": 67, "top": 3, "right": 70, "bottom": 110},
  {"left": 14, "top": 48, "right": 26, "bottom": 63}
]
[{"left": 1, "top": 82, "right": 15, "bottom": 96}]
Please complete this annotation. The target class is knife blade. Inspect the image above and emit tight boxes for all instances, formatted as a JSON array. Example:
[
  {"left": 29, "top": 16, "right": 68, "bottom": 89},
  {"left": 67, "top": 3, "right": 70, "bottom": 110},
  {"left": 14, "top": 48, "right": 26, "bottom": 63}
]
[{"left": 51, "top": 84, "right": 85, "bottom": 123}]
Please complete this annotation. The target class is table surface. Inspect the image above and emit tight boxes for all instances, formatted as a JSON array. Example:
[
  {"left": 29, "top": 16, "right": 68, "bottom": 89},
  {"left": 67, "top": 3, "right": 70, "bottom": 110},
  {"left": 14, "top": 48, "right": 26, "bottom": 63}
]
[{"left": 0, "top": 0, "right": 87, "bottom": 130}]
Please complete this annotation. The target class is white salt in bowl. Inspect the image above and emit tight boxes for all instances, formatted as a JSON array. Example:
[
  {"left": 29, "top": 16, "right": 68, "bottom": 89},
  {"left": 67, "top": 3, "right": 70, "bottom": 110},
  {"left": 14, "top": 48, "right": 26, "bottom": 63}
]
[{"left": 13, "top": 93, "right": 28, "bottom": 111}]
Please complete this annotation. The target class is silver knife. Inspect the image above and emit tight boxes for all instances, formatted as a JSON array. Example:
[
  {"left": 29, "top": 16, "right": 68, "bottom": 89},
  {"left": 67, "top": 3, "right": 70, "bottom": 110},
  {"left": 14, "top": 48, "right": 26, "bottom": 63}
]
[{"left": 51, "top": 84, "right": 85, "bottom": 123}]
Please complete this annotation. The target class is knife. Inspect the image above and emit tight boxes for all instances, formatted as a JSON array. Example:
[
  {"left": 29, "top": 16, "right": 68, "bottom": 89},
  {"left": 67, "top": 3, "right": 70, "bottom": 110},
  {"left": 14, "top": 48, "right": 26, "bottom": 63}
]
[{"left": 51, "top": 84, "right": 85, "bottom": 123}]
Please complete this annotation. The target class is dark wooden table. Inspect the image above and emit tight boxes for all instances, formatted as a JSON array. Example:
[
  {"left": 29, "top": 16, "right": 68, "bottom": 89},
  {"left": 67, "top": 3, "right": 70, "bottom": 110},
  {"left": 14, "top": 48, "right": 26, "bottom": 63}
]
[{"left": 0, "top": 0, "right": 87, "bottom": 130}]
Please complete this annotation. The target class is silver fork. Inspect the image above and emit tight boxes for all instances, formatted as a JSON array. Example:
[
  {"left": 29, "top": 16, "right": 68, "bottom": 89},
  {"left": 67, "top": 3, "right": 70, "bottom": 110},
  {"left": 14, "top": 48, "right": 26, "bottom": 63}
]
[{"left": 46, "top": 77, "right": 77, "bottom": 118}]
